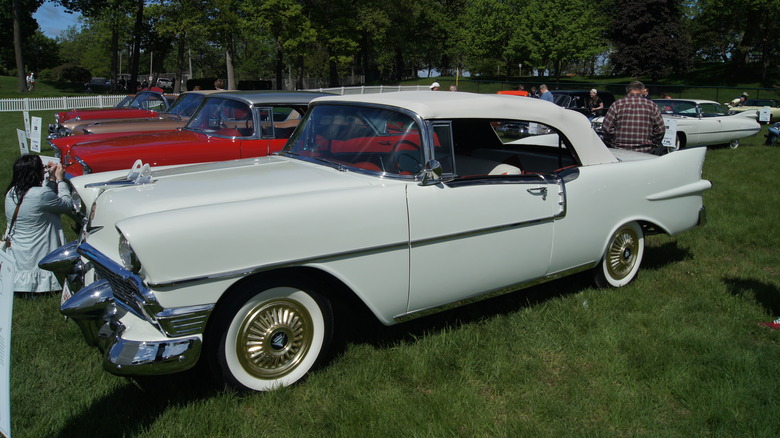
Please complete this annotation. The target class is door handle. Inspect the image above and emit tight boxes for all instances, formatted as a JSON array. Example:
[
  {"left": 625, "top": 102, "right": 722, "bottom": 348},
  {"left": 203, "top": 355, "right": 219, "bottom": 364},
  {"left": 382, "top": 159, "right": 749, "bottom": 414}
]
[{"left": 527, "top": 187, "right": 547, "bottom": 200}]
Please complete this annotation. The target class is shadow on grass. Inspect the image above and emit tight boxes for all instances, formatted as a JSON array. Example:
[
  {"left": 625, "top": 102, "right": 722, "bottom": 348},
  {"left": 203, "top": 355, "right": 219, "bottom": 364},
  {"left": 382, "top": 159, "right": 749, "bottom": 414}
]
[
  {"left": 723, "top": 276, "right": 780, "bottom": 317},
  {"left": 55, "top": 365, "right": 220, "bottom": 438},
  {"left": 642, "top": 240, "right": 692, "bottom": 271},
  {"left": 345, "top": 272, "right": 594, "bottom": 351}
]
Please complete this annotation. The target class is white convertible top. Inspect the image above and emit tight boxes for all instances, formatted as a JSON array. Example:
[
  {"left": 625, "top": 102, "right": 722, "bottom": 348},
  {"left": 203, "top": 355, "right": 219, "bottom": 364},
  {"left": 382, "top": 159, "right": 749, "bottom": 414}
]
[{"left": 312, "top": 91, "right": 619, "bottom": 166}]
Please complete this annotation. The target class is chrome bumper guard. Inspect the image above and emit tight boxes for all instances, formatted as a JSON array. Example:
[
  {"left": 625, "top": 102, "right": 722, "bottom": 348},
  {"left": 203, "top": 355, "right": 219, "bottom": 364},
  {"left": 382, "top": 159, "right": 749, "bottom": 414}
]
[
  {"left": 698, "top": 206, "right": 707, "bottom": 226},
  {"left": 40, "top": 241, "right": 212, "bottom": 376}
]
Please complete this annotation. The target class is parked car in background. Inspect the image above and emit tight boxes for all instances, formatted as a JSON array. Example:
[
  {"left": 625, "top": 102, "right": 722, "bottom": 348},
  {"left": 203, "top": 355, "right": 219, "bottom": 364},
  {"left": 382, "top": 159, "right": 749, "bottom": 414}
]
[
  {"left": 157, "top": 77, "right": 175, "bottom": 89},
  {"left": 86, "top": 77, "right": 112, "bottom": 93},
  {"left": 61, "top": 91, "right": 328, "bottom": 176},
  {"left": 653, "top": 99, "right": 761, "bottom": 149},
  {"left": 42, "top": 91, "right": 711, "bottom": 392},
  {"left": 726, "top": 98, "right": 780, "bottom": 122},
  {"left": 553, "top": 90, "right": 615, "bottom": 118},
  {"left": 49, "top": 90, "right": 177, "bottom": 139},
  {"left": 48, "top": 90, "right": 224, "bottom": 161}
]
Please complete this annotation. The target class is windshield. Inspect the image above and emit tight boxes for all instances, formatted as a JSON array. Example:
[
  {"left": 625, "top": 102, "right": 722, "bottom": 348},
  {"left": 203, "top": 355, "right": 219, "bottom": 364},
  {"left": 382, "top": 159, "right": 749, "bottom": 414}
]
[
  {"left": 553, "top": 94, "right": 574, "bottom": 108},
  {"left": 129, "top": 92, "right": 167, "bottom": 111},
  {"left": 655, "top": 100, "right": 698, "bottom": 116},
  {"left": 284, "top": 104, "right": 424, "bottom": 175},
  {"left": 166, "top": 93, "right": 206, "bottom": 117},
  {"left": 186, "top": 97, "right": 254, "bottom": 137}
]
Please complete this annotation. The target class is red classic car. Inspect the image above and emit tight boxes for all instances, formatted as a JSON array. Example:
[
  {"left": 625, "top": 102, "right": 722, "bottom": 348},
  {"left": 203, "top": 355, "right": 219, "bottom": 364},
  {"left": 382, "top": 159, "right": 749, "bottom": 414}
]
[
  {"left": 48, "top": 90, "right": 178, "bottom": 139},
  {"left": 48, "top": 90, "right": 223, "bottom": 160},
  {"left": 63, "top": 91, "right": 328, "bottom": 177}
]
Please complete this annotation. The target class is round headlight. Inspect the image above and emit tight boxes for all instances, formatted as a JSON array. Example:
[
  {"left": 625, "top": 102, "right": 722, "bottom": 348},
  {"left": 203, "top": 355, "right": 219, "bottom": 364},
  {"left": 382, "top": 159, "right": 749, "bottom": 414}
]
[{"left": 118, "top": 234, "right": 142, "bottom": 274}]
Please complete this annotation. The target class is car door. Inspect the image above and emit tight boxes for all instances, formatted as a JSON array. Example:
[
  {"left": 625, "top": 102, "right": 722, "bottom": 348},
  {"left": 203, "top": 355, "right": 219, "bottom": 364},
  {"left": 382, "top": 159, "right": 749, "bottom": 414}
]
[
  {"left": 695, "top": 102, "right": 728, "bottom": 145},
  {"left": 404, "top": 121, "right": 559, "bottom": 313},
  {"left": 240, "top": 106, "right": 298, "bottom": 158},
  {"left": 405, "top": 176, "right": 558, "bottom": 312}
]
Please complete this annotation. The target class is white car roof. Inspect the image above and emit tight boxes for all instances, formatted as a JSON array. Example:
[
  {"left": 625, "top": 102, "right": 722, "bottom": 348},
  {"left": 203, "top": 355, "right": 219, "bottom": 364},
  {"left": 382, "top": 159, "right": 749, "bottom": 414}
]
[{"left": 312, "top": 91, "right": 618, "bottom": 166}]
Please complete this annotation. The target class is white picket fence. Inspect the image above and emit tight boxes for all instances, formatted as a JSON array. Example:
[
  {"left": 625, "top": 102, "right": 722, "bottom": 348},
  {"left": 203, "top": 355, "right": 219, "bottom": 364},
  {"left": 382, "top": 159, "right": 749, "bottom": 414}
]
[
  {"left": 0, "top": 95, "right": 127, "bottom": 112},
  {"left": 0, "top": 86, "right": 428, "bottom": 112},
  {"left": 305, "top": 85, "right": 431, "bottom": 95}
]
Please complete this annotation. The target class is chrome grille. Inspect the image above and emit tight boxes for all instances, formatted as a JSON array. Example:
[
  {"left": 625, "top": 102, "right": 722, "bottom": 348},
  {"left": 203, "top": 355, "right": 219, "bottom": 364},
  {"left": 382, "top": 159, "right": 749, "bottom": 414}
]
[{"left": 91, "top": 262, "right": 145, "bottom": 316}]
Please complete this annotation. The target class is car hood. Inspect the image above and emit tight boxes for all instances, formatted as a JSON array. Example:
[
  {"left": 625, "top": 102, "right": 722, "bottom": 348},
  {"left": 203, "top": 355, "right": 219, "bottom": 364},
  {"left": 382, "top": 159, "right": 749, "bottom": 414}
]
[
  {"left": 69, "top": 129, "right": 204, "bottom": 157},
  {"left": 76, "top": 156, "right": 376, "bottom": 222},
  {"left": 76, "top": 115, "right": 185, "bottom": 135},
  {"left": 59, "top": 108, "right": 155, "bottom": 122}
]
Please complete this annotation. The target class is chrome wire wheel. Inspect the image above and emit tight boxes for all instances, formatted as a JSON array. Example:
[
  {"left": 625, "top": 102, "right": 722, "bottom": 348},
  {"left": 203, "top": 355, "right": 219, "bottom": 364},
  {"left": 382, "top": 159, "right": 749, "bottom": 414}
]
[
  {"left": 236, "top": 297, "right": 314, "bottom": 380},
  {"left": 595, "top": 222, "right": 644, "bottom": 288},
  {"left": 211, "top": 282, "right": 333, "bottom": 391}
]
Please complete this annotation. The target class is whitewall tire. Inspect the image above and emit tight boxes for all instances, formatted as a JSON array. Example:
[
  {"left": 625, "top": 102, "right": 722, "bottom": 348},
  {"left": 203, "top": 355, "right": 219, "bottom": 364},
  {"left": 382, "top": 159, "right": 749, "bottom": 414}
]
[
  {"left": 209, "top": 279, "right": 333, "bottom": 391},
  {"left": 595, "top": 222, "right": 644, "bottom": 288}
]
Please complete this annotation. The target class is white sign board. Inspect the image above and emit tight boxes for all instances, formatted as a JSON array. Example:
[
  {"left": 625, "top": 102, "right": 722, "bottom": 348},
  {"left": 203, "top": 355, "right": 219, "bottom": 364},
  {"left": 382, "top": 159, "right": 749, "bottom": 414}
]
[
  {"left": 15, "top": 130, "right": 28, "bottom": 156},
  {"left": 30, "top": 117, "right": 42, "bottom": 153},
  {"left": 22, "top": 112, "right": 30, "bottom": 138},
  {"left": 0, "top": 249, "right": 15, "bottom": 438},
  {"left": 759, "top": 107, "right": 771, "bottom": 123},
  {"left": 661, "top": 118, "right": 678, "bottom": 149}
]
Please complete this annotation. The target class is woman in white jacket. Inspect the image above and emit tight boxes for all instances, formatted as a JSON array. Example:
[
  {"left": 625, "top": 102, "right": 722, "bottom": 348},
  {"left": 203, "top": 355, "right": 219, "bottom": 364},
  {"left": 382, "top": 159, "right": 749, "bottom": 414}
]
[{"left": 4, "top": 155, "right": 72, "bottom": 294}]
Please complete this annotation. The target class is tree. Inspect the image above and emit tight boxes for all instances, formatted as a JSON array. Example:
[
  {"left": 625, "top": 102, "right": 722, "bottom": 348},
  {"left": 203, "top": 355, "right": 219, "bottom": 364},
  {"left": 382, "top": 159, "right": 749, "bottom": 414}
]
[
  {"left": 243, "top": 0, "right": 315, "bottom": 90},
  {"left": 8, "top": 0, "right": 43, "bottom": 92},
  {"left": 691, "top": 0, "right": 780, "bottom": 85},
  {"left": 606, "top": 0, "right": 693, "bottom": 81}
]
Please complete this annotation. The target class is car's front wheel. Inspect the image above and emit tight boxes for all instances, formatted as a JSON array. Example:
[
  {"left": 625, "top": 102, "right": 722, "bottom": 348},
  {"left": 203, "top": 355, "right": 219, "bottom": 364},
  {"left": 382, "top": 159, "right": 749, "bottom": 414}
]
[
  {"left": 208, "top": 278, "right": 333, "bottom": 391},
  {"left": 594, "top": 222, "right": 644, "bottom": 288}
]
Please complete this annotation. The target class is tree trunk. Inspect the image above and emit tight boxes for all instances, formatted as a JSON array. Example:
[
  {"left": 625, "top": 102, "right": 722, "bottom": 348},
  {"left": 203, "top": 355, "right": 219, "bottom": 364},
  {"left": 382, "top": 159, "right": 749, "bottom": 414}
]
[
  {"left": 109, "top": 27, "right": 119, "bottom": 92},
  {"left": 275, "top": 39, "right": 284, "bottom": 90},
  {"left": 226, "top": 48, "right": 235, "bottom": 90},
  {"left": 128, "top": 0, "right": 144, "bottom": 91},
  {"left": 174, "top": 41, "right": 185, "bottom": 93},
  {"left": 12, "top": 0, "right": 26, "bottom": 93},
  {"left": 295, "top": 54, "right": 304, "bottom": 90}
]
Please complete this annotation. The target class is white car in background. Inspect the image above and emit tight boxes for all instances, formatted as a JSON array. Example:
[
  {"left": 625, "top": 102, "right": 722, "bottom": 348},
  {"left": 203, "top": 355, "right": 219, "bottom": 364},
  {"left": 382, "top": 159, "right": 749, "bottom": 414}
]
[
  {"left": 41, "top": 92, "right": 712, "bottom": 392},
  {"left": 726, "top": 98, "right": 780, "bottom": 123},
  {"left": 654, "top": 99, "right": 761, "bottom": 149}
]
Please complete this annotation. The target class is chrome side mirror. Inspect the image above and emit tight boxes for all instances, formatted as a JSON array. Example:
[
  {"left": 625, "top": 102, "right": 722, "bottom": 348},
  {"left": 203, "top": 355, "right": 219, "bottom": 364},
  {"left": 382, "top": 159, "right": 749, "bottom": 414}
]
[{"left": 420, "top": 160, "right": 443, "bottom": 186}]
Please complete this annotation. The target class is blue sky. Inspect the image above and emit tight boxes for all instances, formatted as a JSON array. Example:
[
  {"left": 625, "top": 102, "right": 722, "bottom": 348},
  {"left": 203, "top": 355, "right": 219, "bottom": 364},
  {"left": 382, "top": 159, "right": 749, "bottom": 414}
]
[{"left": 34, "top": 0, "right": 82, "bottom": 38}]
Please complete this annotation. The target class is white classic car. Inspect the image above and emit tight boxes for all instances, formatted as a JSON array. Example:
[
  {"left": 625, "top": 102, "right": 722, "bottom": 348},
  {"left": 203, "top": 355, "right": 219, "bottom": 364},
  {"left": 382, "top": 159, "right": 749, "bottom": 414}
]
[
  {"left": 41, "top": 92, "right": 712, "bottom": 391},
  {"left": 726, "top": 98, "right": 780, "bottom": 123},
  {"left": 653, "top": 99, "right": 761, "bottom": 149}
]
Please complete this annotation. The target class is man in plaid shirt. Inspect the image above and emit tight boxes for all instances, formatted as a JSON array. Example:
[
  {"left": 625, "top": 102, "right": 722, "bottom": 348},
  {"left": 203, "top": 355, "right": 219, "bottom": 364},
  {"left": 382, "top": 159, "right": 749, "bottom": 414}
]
[{"left": 601, "top": 81, "right": 665, "bottom": 153}]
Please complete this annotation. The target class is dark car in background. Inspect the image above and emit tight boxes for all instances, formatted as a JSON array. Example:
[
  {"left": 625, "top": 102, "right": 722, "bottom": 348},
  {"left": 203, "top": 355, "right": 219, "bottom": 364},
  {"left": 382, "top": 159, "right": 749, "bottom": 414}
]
[{"left": 553, "top": 90, "right": 616, "bottom": 118}]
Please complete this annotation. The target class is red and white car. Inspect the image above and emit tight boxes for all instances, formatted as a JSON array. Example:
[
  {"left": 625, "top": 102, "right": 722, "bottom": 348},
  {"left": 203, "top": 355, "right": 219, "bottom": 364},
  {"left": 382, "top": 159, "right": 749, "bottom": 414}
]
[{"left": 61, "top": 91, "right": 328, "bottom": 177}]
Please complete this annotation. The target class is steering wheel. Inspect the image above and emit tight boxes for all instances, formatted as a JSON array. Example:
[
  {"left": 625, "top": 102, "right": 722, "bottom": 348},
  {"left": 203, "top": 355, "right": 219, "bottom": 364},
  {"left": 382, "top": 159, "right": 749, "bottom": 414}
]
[{"left": 389, "top": 139, "right": 422, "bottom": 174}]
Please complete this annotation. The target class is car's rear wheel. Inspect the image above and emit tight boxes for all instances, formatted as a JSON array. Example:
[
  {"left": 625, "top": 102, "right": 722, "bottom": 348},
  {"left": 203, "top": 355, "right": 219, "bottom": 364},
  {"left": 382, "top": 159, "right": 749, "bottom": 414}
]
[
  {"left": 208, "top": 278, "right": 333, "bottom": 391},
  {"left": 674, "top": 133, "right": 684, "bottom": 151},
  {"left": 595, "top": 222, "right": 644, "bottom": 288}
]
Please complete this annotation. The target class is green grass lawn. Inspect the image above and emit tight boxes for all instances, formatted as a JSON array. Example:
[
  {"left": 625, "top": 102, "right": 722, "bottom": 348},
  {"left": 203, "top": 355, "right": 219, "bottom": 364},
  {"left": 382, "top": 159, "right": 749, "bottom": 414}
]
[{"left": 3, "top": 101, "right": 780, "bottom": 437}]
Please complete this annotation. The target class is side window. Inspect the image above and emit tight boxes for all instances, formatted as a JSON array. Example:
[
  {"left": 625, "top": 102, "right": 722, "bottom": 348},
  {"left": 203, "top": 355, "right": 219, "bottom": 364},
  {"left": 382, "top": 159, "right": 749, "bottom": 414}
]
[
  {"left": 258, "top": 108, "right": 273, "bottom": 138},
  {"left": 431, "top": 123, "right": 454, "bottom": 174},
  {"left": 272, "top": 107, "right": 301, "bottom": 139},
  {"left": 450, "top": 119, "right": 577, "bottom": 177}
]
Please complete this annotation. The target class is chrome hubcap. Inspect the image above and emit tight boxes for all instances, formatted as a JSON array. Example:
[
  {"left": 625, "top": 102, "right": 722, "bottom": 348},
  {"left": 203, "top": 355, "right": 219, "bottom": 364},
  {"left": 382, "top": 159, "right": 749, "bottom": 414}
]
[
  {"left": 236, "top": 298, "right": 313, "bottom": 379},
  {"left": 606, "top": 227, "right": 639, "bottom": 280}
]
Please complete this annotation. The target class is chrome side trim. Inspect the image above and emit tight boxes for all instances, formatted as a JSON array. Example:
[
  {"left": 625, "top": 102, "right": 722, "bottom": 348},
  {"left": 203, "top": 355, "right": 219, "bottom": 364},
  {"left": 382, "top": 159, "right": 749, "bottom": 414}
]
[
  {"left": 156, "top": 304, "right": 215, "bottom": 337},
  {"left": 72, "top": 155, "right": 93, "bottom": 174},
  {"left": 147, "top": 215, "right": 555, "bottom": 289},
  {"left": 393, "top": 262, "right": 596, "bottom": 323}
]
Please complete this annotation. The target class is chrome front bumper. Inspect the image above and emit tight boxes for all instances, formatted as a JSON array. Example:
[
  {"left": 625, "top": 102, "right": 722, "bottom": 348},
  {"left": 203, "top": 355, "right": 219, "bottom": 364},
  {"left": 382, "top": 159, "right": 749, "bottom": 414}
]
[{"left": 40, "top": 241, "right": 209, "bottom": 376}]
